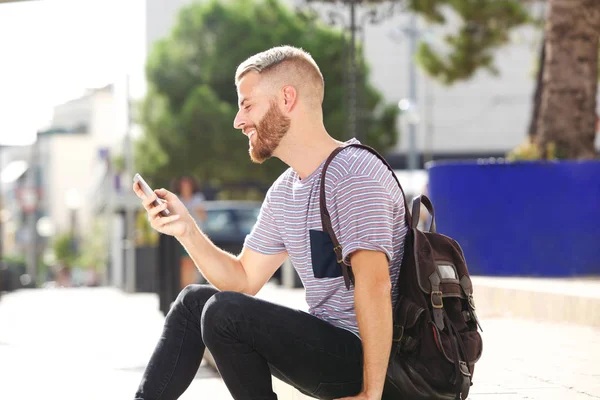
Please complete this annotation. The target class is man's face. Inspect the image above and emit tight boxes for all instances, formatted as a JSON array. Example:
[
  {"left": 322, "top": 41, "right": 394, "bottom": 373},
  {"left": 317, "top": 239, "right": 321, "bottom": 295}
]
[{"left": 234, "top": 73, "right": 291, "bottom": 164}]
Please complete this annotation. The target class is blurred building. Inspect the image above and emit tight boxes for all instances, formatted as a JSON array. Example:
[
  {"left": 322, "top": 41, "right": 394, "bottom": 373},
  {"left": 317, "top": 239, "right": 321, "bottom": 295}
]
[
  {"left": 35, "top": 85, "right": 121, "bottom": 235},
  {"left": 0, "top": 85, "right": 140, "bottom": 285},
  {"left": 1, "top": 145, "right": 32, "bottom": 257}
]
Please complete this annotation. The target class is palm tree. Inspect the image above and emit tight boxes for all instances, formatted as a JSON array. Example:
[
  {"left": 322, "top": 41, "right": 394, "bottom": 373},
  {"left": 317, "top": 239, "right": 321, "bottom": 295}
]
[{"left": 535, "top": 0, "right": 600, "bottom": 159}]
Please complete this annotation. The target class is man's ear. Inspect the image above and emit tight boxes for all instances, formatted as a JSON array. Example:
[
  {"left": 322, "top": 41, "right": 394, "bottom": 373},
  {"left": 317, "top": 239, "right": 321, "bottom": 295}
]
[{"left": 281, "top": 85, "right": 298, "bottom": 112}]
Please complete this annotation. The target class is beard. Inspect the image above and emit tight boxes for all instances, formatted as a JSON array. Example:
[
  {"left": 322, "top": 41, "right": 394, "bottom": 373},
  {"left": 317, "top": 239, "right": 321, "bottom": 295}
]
[{"left": 249, "top": 101, "right": 291, "bottom": 164}]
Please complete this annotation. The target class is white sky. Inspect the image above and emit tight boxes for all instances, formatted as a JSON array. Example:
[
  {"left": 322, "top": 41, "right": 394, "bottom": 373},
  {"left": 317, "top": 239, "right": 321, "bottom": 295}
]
[{"left": 0, "top": 0, "right": 146, "bottom": 146}]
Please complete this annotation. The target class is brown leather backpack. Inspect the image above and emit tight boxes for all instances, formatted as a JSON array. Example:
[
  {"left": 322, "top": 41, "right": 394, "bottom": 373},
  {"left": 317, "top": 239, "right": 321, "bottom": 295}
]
[{"left": 319, "top": 144, "right": 483, "bottom": 400}]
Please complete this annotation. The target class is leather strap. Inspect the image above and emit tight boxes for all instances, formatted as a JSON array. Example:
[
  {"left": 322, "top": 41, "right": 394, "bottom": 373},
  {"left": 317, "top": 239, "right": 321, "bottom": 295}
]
[
  {"left": 319, "top": 144, "right": 412, "bottom": 289},
  {"left": 393, "top": 325, "right": 419, "bottom": 354},
  {"left": 411, "top": 194, "right": 437, "bottom": 233},
  {"left": 459, "top": 277, "right": 483, "bottom": 332},
  {"left": 446, "top": 314, "right": 471, "bottom": 400},
  {"left": 429, "top": 272, "right": 445, "bottom": 331},
  {"left": 459, "top": 362, "right": 472, "bottom": 399}
]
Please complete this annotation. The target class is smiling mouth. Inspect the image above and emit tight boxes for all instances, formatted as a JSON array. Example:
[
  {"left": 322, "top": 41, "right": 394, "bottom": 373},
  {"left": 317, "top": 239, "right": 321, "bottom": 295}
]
[{"left": 247, "top": 129, "right": 256, "bottom": 144}]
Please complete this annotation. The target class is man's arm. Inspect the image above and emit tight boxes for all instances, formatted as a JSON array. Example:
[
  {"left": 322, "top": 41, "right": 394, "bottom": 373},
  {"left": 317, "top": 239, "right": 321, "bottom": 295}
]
[
  {"left": 135, "top": 184, "right": 287, "bottom": 295},
  {"left": 179, "top": 225, "right": 288, "bottom": 295},
  {"left": 350, "top": 250, "right": 393, "bottom": 400}
]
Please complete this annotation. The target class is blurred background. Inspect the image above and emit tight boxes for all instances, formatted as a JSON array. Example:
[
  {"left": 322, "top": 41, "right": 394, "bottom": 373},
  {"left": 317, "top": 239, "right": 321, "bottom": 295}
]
[{"left": 0, "top": 0, "right": 598, "bottom": 399}]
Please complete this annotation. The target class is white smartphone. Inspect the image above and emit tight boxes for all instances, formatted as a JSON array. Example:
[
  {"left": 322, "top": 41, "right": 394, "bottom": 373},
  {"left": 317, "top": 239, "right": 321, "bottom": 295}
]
[{"left": 133, "top": 173, "right": 171, "bottom": 217}]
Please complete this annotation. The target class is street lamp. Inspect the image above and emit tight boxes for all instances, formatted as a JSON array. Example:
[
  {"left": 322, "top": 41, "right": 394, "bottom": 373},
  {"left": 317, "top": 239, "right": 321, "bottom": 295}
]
[
  {"left": 36, "top": 216, "right": 55, "bottom": 238},
  {"left": 398, "top": 98, "right": 420, "bottom": 171},
  {"left": 300, "top": 0, "right": 402, "bottom": 142},
  {"left": 390, "top": 13, "right": 422, "bottom": 171}
]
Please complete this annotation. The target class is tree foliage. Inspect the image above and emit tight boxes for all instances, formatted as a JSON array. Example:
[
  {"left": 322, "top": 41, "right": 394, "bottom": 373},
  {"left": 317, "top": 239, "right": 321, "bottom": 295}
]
[
  {"left": 52, "top": 232, "right": 78, "bottom": 269},
  {"left": 136, "top": 0, "right": 399, "bottom": 191},
  {"left": 411, "top": 0, "right": 532, "bottom": 84}
]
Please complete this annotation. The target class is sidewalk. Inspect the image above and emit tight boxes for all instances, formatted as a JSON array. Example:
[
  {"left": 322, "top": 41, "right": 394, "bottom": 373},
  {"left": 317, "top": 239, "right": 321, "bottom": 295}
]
[
  {"left": 0, "top": 287, "right": 232, "bottom": 400},
  {"left": 0, "top": 281, "right": 598, "bottom": 400}
]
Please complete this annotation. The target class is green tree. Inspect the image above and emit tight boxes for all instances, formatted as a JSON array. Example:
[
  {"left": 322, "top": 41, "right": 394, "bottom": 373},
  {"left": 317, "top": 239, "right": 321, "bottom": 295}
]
[
  {"left": 136, "top": 0, "right": 399, "bottom": 191},
  {"left": 52, "top": 232, "right": 78, "bottom": 269},
  {"left": 410, "top": 0, "right": 532, "bottom": 84},
  {"left": 77, "top": 218, "right": 109, "bottom": 273}
]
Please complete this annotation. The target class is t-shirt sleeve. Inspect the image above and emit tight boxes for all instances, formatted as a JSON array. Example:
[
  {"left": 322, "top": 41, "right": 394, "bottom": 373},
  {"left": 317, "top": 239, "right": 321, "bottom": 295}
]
[
  {"left": 243, "top": 189, "right": 286, "bottom": 255},
  {"left": 329, "top": 174, "right": 395, "bottom": 265}
]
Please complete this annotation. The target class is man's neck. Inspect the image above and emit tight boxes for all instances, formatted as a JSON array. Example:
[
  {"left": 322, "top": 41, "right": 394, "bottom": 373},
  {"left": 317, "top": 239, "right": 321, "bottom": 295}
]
[{"left": 276, "top": 129, "right": 344, "bottom": 180}]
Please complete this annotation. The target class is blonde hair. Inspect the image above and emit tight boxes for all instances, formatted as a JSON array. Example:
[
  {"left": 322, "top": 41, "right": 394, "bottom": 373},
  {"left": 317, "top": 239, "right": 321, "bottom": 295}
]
[{"left": 235, "top": 45, "right": 324, "bottom": 105}]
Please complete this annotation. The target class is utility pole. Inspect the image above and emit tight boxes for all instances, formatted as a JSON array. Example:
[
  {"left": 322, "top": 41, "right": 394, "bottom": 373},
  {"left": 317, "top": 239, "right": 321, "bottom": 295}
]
[
  {"left": 348, "top": 0, "right": 358, "bottom": 142},
  {"left": 423, "top": 71, "right": 435, "bottom": 165},
  {"left": 0, "top": 146, "right": 4, "bottom": 269},
  {"left": 124, "top": 75, "right": 136, "bottom": 293},
  {"left": 393, "top": 14, "right": 421, "bottom": 172},
  {"left": 25, "top": 137, "right": 39, "bottom": 284},
  {"left": 407, "top": 14, "right": 419, "bottom": 172}
]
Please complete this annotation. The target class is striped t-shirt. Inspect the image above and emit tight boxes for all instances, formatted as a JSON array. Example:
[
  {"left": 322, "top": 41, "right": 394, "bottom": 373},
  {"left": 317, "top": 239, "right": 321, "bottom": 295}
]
[{"left": 244, "top": 139, "right": 408, "bottom": 336}]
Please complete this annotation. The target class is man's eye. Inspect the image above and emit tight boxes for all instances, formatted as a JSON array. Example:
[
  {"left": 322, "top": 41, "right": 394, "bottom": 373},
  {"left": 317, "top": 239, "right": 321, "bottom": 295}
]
[{"left": 244, "top": 105, "right": 251, "bottom": 111}]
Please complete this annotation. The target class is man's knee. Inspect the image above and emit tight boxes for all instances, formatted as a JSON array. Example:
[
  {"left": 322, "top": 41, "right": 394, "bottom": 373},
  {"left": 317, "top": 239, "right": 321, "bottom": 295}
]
[
  {"left": 172, "top": 284, "right": 219, "bottom": 317},
  {"left": 201, "top": 291, "right": 251, "bottom": 345}
]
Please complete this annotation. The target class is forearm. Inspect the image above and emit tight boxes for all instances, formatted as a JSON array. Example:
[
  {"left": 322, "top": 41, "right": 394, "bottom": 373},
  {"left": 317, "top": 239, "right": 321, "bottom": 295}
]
[
  {"left": 355, "top": 280, "right": 393, "bottom": 398},
  {"left": 178, "top": 223, "right": 248, "bottom": 292}
]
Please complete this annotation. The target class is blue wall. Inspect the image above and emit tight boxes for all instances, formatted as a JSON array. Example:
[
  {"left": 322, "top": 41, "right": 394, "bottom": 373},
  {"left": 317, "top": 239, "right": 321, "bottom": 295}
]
[{"left": 427, "top": 160, "right": 600, "bottom": 277}]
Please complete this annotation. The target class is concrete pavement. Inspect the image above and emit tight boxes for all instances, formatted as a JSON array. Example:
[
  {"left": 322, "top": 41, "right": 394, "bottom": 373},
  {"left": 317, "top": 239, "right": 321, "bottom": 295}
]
[
  {"left": 0, "top": 284, "right": 599, "bottom": 399},
  {"left": 0, "top": 287, "right": 232, "bottom": 400}
]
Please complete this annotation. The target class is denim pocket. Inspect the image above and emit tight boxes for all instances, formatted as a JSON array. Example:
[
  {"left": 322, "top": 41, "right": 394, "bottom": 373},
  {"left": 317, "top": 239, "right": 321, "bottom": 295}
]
[{"left": 309, "top": 229, "right": 343, "bottom": 279}]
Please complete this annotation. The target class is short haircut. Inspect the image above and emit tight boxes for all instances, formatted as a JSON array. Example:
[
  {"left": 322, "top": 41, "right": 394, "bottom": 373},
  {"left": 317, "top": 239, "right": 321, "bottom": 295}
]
[{"left": 235, "top": 45, "right": 325, "bottom": 105}]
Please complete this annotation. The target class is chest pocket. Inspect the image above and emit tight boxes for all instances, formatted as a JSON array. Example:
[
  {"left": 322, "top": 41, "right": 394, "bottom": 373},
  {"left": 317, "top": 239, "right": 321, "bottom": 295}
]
[{"left": 309, "top": 229, "right": 343, "bottom": 278}]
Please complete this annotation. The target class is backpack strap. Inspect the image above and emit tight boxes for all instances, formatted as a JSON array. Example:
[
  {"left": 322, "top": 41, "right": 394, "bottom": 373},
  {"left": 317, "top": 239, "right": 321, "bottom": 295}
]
[
  {"left": 319, "top": 143, "right": 412, "bottom": 289},
  {"left": 429, "top": 272, "right": 445, "bottom": 331},
  {"left": 411, "top": 194, "right": 436, "bottom": 232},
  {"left": 460, "top": 276, "right": 483, "bottom": 332}
]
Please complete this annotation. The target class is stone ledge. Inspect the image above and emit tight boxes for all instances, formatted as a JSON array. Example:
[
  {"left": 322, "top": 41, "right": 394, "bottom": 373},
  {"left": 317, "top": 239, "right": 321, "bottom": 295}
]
[{"left": 472, "top": 277, "right": 600, "bottom": 327}]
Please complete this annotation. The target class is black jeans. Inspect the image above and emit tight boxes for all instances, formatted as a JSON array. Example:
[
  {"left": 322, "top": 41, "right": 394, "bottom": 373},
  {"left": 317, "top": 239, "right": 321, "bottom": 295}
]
[{"left": 134, "top": 284, "right": 366, "bottom": 400}]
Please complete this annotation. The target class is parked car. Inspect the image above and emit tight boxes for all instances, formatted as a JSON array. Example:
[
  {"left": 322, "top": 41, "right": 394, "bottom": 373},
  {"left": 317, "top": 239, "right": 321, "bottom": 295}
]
[{"left": 198, "top": 200, "right": 262, "bottom": 255}]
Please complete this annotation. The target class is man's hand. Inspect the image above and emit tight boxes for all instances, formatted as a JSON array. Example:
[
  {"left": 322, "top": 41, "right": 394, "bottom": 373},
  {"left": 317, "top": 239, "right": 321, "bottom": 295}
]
[{"left": 133, "top": 183, "right": 192, "bottom": 238}]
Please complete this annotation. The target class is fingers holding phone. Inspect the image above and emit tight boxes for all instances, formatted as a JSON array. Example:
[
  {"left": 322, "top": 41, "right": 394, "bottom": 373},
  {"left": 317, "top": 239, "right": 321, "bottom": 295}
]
[
  {"left": 133, "top": 174, "right": 189, "bottom": 238},
  {"left": 133, "top": 174, "right": 170, "bottom": 216},
  {"left": 147, "top": 198, "right": 170, "bottom": 219}
]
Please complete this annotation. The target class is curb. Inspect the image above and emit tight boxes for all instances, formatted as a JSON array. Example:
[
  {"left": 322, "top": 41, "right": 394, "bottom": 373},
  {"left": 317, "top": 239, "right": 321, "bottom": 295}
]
[{"left": 472, "top": 277, "right": 600, "bottom": 327}]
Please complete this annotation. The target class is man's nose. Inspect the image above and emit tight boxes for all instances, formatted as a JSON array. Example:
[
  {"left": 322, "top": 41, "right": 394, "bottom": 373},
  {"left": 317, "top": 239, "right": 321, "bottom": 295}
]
[{"left": 233, "top": 110, "right": 245, "bottom": 130}]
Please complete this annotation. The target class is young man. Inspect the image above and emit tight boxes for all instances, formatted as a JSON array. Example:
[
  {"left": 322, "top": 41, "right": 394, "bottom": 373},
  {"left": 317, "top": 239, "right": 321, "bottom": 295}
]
[{"left": 133, "top": 46, "right": 407, "bottom": 400}]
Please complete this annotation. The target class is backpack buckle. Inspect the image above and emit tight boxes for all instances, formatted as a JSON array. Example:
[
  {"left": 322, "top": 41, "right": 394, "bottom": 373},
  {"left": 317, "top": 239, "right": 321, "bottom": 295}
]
[
  {"left": 431, "top": 291, "right": 444, "bottom": 309},
  {"left": 468, "top": 294, "right": 476, "bottom": 310},
  {"left": 392, "top": 325, "right": 404, "bottom": 342},
  {"left": 333, "top": 245, "right": 343, "bottom": 263}
]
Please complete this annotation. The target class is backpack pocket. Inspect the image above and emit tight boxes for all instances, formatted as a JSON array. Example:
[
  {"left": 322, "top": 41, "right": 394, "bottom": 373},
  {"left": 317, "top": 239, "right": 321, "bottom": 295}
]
[
  {"left": 393, "top": 295, "right": 426, "bottom": 355},
  {"left": 431, "top": 297, "right": 483, "bottom": 366}
]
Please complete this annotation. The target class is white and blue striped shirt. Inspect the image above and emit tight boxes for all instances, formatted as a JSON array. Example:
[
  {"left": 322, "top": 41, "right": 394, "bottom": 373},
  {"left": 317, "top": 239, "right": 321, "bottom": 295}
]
[{"left": 244, "top": 139, "right": 408, "bottom": 336}]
